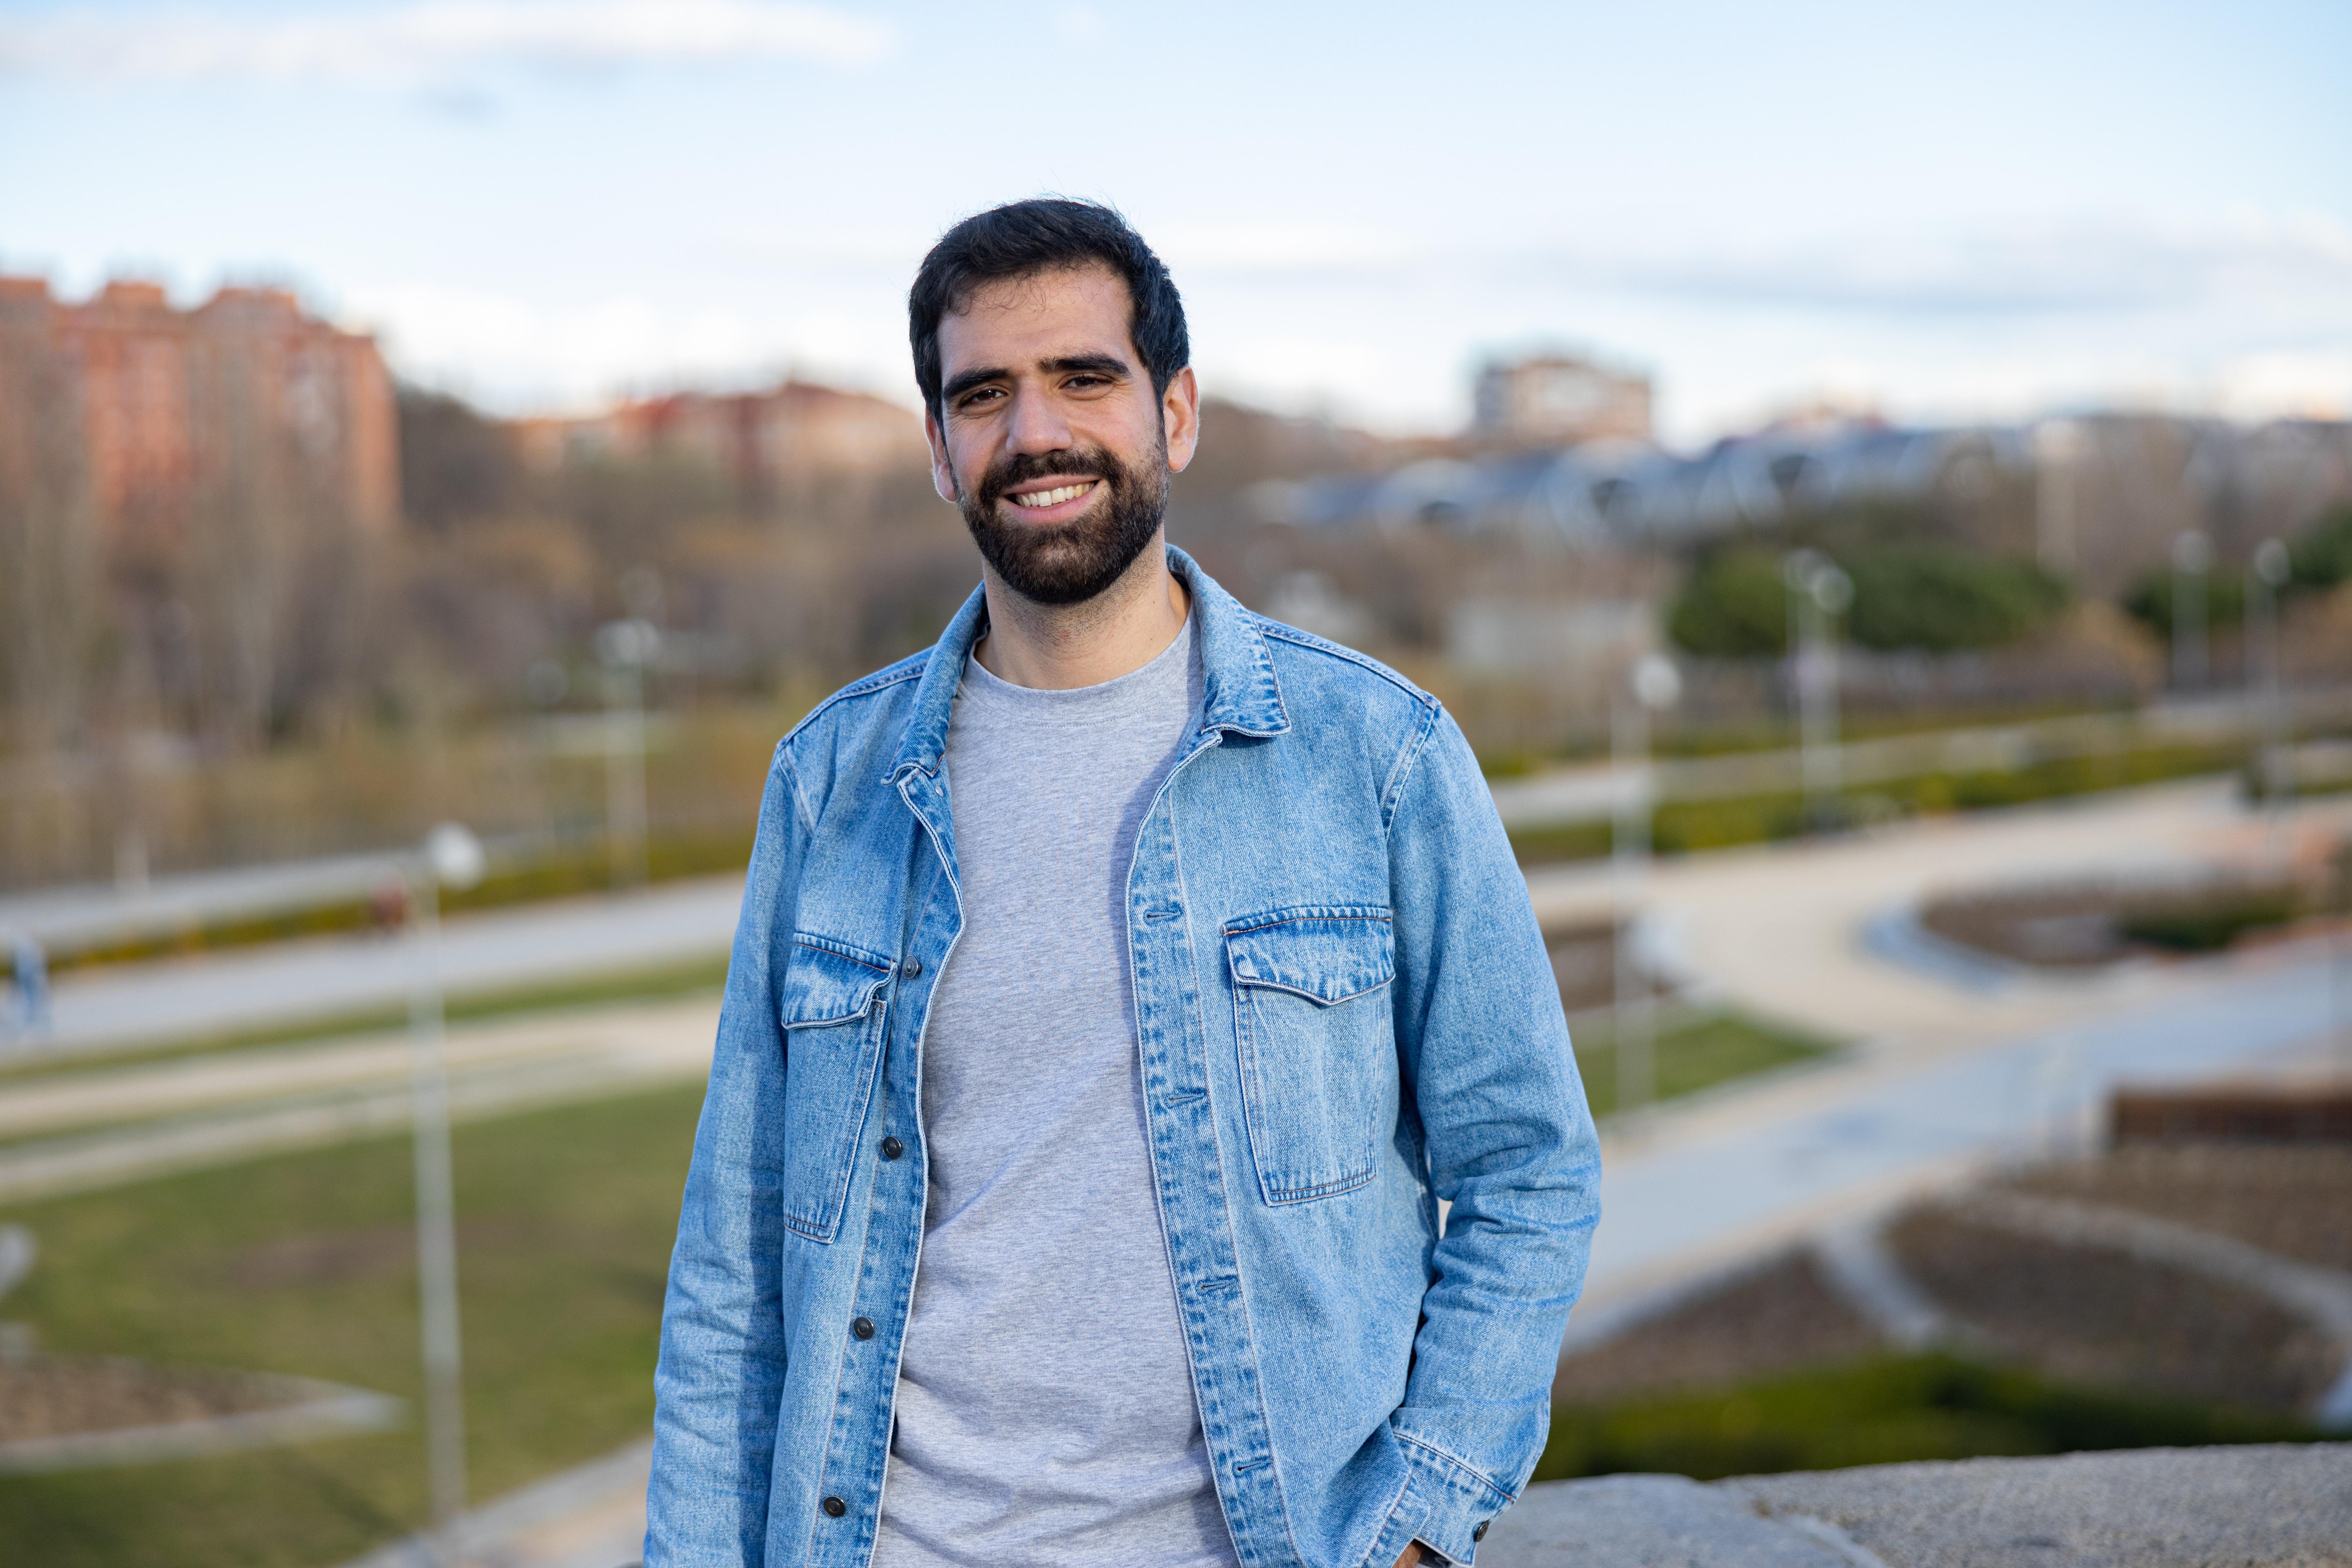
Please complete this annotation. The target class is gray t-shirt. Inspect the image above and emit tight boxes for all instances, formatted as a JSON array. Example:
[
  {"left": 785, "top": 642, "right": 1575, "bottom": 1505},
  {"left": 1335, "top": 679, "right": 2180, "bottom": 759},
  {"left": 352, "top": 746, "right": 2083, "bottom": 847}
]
[{"left": 872, "top": 613, "right": 1236, "bottom": 1568}]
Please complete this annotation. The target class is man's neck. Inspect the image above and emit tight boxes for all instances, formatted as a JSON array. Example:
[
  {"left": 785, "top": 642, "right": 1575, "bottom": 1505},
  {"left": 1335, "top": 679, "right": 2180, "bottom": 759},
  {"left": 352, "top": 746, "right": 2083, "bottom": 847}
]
[{"left": 972, "top": 540, "right": 1191, "bottom": 691}]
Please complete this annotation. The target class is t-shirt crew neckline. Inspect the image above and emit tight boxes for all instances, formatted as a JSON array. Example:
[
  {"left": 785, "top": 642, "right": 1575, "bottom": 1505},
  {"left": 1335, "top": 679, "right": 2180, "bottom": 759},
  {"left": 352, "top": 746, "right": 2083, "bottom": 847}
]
[{"left": 959, "top": 612, "right": 1196, "bottom": 707}]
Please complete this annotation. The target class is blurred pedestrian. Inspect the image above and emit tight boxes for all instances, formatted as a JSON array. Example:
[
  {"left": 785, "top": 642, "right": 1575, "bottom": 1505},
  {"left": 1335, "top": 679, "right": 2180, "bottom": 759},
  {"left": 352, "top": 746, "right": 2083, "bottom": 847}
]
[
  {"left": 8, "top": 934, "right": 49, "bottom": 1040},
  {"left": 646, "top": 200, "right": 1600, "bottom": 1568},
  {"left": 370, "top": 878, "right": 411, "bottom": 937}
]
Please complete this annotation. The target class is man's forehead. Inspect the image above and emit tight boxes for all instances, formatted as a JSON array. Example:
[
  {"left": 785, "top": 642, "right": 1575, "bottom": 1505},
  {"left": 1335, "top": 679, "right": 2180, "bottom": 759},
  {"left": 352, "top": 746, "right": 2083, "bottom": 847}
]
[{"left": 939, "top": 264, "right": 1134, "bottom": 363}]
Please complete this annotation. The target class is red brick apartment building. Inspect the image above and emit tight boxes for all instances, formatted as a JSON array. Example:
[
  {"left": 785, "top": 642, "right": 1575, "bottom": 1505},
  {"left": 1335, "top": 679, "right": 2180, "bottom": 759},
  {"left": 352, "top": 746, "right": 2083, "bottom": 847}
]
[
  {"left": 0, "top": 276, "right": 399, "bottom": 559},
  {"left": 513, "top": 378, "right": 926, "bottom": 507},
  {"left": 0, "top": 277, "right": 399, "bottom": 745}
]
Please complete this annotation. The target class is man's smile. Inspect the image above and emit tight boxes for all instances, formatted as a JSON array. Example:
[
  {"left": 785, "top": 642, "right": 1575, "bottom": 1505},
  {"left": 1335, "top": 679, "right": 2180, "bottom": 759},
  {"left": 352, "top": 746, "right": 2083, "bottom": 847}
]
[{"left": 1001, "top": 478, "right": 1101, "bottom": 519}]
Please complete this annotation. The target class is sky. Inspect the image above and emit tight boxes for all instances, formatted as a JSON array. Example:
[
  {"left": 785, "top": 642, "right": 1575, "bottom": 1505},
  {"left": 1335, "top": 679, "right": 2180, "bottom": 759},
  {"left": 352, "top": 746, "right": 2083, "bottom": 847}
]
[{"left": 3, "top": 0, "right": 2348, "bottom": 446}]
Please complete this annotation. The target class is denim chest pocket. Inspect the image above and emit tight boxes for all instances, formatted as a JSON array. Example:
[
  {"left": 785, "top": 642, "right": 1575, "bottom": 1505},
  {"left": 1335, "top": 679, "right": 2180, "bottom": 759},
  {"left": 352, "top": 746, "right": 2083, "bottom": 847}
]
[
  {"left": 1224, "top": 906, "right": 1396, "bottom": 1206},
  {"left": 777, "top": 933, "right": 893, "bottom": 1243}
]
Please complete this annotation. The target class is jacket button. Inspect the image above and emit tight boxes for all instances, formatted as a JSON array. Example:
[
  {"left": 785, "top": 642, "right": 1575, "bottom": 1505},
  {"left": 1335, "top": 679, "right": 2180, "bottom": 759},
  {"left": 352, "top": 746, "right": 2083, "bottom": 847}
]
[
  {"left": 1474, "top": 1520, "right": 1489, "bottom": 1541},
  {"left": 852, "top": 1316, "right": 875, "bottom": 1340},
  {"left": 821, "top": 1494, "right": 847, "bottom": 1518},
  {"left": 880, "top": 1136, "right": 904, "bottom": 1161},
  {"left": 900, "top": 957, "right": 922, "bottom": 977}
]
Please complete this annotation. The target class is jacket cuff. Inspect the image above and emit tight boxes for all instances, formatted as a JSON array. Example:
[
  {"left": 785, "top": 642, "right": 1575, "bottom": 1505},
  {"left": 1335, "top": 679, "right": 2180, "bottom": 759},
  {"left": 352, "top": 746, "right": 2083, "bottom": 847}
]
[{"left": 1394, "top": 1433, "right": 1516, "bottom": 1565}]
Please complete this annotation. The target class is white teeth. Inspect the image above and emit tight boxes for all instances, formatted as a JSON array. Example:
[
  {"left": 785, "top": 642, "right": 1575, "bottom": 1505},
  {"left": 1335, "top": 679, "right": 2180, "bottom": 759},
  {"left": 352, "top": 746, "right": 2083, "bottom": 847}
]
[{"left": 1010, "top": 482, "right": 1093, "bottom": 509}]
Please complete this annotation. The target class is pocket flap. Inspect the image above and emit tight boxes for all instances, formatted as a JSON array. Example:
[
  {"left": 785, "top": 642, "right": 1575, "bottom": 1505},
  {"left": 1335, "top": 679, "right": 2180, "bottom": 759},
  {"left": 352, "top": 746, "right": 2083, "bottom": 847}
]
[
  {"left": 1224, "top": 906, "right": 1394, "bottom": 1004},
  {"left": 779, "top": 934, "right": 892, "bottom": 1027}
]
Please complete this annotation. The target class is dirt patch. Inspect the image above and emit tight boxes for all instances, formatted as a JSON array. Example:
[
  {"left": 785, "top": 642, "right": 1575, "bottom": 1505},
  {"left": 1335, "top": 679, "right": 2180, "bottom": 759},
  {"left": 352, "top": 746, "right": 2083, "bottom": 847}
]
[
  {"left": 0, "top": 1354, "right": 287, "bottom": 1443},
  {"left": 1885, "top": 1206, "right": 2338, "bottom": 1412},
  {"left": 1918, "top": 871, "right": 2311, "bottom": 968},
  {"left": 2008, "top": 1143, "right": 2352, "bottom": 1273},
  {"left": 1554, "top": 1250, "right": 1882, "bottom": 1405}
]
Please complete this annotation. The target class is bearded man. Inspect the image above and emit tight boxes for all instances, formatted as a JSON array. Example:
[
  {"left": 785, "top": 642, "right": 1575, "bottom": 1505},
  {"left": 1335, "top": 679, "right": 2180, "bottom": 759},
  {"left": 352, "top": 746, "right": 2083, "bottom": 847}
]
[{"left": 646, "top": 198, "right": 1600, "bottom": 1568}]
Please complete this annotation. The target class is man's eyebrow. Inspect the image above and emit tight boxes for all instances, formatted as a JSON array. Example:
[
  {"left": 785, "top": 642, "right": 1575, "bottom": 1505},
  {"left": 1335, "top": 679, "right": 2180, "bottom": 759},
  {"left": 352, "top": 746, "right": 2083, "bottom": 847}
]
[
  {"left": 941, "top": 365, "right": 1011, "bottom": 405},
  {"left": 1040, "top": 354, "right": 1132, "bottom": 378},
  {"left": 943, "top": 353, "right": 1135, "bottom": 406}
]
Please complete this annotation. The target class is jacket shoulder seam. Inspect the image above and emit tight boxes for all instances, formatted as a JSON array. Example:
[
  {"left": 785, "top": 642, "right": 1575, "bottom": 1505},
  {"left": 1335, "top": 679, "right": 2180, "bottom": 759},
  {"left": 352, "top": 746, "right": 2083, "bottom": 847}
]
[
  {"left": 1251, "top": 616, "right": 1437, "bottom": 708},
  {"left": 1379, "top": 698, "right": 1444, "bottom": 835},
  {"left": 773, "top": 742, "right": 816, "bottom": 835},
  {"left": 774, "top": 659, "right": 927, "bottom": 828},
  {"left": 778, "top": 658, "right": 927, "bottom": 750}
]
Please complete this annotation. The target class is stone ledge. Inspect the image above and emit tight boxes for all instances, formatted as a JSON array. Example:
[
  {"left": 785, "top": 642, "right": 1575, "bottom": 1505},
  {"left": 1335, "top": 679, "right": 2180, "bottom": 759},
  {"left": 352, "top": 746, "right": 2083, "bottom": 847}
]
[{"left": 1484, "top": 1443, "right": 2352, "bottom": 1568}]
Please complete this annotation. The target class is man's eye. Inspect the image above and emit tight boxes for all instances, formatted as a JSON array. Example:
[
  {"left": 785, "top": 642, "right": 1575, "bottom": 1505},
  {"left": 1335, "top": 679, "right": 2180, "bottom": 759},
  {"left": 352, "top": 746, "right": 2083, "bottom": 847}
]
[{"left": 958, "top": 387, "right": 1004, "bottom": 409}]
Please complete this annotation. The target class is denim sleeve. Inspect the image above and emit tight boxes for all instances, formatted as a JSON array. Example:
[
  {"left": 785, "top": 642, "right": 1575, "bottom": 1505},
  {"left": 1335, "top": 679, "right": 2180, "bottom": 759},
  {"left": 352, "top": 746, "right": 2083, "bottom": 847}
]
[
  {"left": 1383, "top": 706, "right": 1601, "bottom": 1561},
  {"left": 645, "top": 746, "right": 806, "bottom": 1566}
]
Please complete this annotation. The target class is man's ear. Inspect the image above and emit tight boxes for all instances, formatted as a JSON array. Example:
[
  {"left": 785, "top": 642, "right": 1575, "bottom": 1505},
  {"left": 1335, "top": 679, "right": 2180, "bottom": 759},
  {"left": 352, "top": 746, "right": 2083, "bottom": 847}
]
[
  {"left": 924, "top": 409, "right": 959, "bottom": 504},
  {"left": 1162, "top": 365, "right": 1201, "bottom": 476}
]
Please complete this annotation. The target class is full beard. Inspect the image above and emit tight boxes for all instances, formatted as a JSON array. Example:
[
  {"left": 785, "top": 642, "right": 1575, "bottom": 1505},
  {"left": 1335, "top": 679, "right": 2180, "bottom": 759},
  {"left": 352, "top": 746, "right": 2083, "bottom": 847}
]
[{"left": 958, "top": 439, "right": 1169, "bottom": 607}]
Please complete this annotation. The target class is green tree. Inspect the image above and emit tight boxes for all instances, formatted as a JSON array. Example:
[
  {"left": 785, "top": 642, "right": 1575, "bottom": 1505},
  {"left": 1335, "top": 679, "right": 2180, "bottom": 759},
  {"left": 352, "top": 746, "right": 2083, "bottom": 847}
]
[
  {"left": 2288, "top": 503, "right": 2352, "bottom": 591},
  {"left": 1668, "top": 548, "right": 1788, "bottom": 657},
  {"left": 1668, "top": 541, "right": 2067, "bottom": 657},
  {"left": 1840, "top": 543, "right": 2068, "bottom": 652},
  {"left": 2123, "top": 566, "right": 2246, "bottom": 641}
]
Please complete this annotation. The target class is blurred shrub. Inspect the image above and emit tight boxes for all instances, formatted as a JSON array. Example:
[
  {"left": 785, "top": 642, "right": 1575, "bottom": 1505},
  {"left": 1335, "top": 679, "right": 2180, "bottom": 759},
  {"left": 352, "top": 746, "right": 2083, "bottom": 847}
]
[
  {"left": 1669, "top": 544, "right": 2066, "bottom": 657},
  {"left": 1535, "top": 1352, "right": 2316, "bottom": 1482},
  {"left": 1841, "top": 544, "right": 2067, "bottom": 652},
  {"left": 2118, "top": 888, "right": 2302, "bottom": 953},
  {"left": 1668, "top": 549, "right": 1790, "bottom": 657},
  {"left": 2288, "top": 504, "right": 2352, "bottom": 591},
  {"left": 2123, "top": 566, "right": 2246, "bottom": 640}
]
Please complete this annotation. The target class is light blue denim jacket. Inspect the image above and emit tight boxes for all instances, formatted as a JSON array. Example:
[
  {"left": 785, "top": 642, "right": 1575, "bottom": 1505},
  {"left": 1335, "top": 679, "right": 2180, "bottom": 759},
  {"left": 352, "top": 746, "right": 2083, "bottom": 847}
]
[{"left": 647, "top": 548, "right": 1600, "bottom": 1568}]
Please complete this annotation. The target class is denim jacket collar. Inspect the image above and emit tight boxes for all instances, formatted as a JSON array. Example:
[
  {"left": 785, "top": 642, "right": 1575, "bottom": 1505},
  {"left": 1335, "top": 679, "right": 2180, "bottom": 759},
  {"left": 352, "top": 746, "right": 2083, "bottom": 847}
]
[{"left": 886, "top": 544, "right": 1289, "bottom": 782}]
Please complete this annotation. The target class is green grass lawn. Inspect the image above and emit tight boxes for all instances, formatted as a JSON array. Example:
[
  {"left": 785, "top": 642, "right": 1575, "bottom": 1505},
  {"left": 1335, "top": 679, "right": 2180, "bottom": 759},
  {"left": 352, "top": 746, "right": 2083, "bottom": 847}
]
[
  {"left": 1534, "top": 1352, "right": 2319, "bottom": 1483},
  {"left": 1571, "top": 1010, "right": 1834, "bottom": 1119},
  {"left": 0, "top": 1084, "right": 705, "bottom": 1568}
]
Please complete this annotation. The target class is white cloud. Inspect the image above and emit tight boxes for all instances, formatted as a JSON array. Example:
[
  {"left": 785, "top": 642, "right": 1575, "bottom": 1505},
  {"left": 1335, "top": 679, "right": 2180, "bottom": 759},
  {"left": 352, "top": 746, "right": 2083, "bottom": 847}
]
[
  {"left": 0, "top": 1, "right": 895, "bottom": 81},
  {"left": 332, "top": 200, "right": 2352, "bottom": 443},
  {"left": 345, "top": 279, "right": 916, "bottom": 413},
  {"left": 1535, "top": 211, "right": 2352, "bottom": 321},
  {"left": 2211, "top": 349, "right": 2352, "bottom": 422}
]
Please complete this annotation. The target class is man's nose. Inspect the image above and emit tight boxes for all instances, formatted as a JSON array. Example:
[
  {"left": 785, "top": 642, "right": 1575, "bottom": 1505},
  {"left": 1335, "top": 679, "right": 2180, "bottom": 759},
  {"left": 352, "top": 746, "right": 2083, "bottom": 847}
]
[{"left": 1002, "top": 385, "right": 1075, "bottom": 456}]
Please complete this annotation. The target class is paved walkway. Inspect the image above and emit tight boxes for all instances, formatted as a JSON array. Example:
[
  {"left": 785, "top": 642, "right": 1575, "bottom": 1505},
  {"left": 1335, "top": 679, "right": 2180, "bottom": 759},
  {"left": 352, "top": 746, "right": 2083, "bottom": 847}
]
[
  {"left": 1532, "top": 777, "right": 2352, "bottom": 1056},
  {"left": 1575, "top": 939, "right": 2345, "bottom": 1324},
  {"left": 339, "top": 1440, "right": 650, "bottom": 1568},
  {"left": 12, "top": 877, "right": 744, "bottom": 1061}
]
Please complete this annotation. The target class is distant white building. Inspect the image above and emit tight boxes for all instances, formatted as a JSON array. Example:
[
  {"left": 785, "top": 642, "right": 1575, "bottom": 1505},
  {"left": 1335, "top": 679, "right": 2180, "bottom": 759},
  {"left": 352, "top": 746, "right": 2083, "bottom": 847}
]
[{"left": 1472, "top": 354, "right": 1653, "bottom": 448}]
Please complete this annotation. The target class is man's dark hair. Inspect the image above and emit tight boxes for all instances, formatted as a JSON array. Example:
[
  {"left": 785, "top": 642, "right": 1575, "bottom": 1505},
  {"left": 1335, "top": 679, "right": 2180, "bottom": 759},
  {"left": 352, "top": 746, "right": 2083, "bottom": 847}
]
[{"left": 909, "top": 198, "right": 1189, "bottom": 426}]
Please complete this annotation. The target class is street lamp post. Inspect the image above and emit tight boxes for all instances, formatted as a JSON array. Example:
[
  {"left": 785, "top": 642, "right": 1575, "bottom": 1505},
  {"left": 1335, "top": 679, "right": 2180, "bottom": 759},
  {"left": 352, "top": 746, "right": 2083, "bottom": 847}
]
[
  {"left": 1783, "top": 551, "right": 1853, "bottom": 833},
  {"left": 1613, "top": 652, "right": 1681, "bottom": 1118},
  {"left": 2247, "top": 539, "right": 2292, "bottom": 824},
  {"left": 2171, "top": 530, "right": 2212, "bottom": 692},
  {"left": 2031, "top": 419, "right": 2082, "bottom": 578},
  {"left": 2336, "top": 842, "right": 2352, "bottom": 1079},
  {"left": 595, "top": 618, "right": 659, "bottom": 890},
  {"left": 408, "top": 822, "right": 484, "bottom": 1560}
]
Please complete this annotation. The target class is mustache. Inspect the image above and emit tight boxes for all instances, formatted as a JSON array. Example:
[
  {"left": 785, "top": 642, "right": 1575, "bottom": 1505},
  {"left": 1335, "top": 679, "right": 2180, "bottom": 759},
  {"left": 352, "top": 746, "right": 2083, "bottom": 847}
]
[{"left": 977, "top": 448, "right": 1114, "bottom": 510}]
